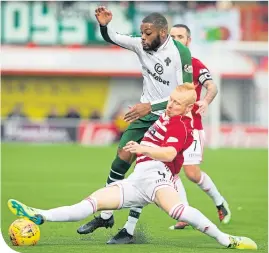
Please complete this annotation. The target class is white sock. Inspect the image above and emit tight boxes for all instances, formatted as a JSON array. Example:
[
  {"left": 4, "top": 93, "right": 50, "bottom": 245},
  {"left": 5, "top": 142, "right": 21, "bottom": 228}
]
[
  {"left": 198, "top": 172, "right": 224, "bottom": 206},
  {"left": 175, "top": 176, "right": 189, "bottom": 206},
  {"left": 123, "top": 207, "right": 142, "bottom": 235},
  {"left": 39, "top": 197, "right": 97, "bottom": 222},
  {"left": 100, "top": 210, "right": 114, "bottom": 220},
  {"left": 170, "top": 204, "right": 230, "bottom": 247}
]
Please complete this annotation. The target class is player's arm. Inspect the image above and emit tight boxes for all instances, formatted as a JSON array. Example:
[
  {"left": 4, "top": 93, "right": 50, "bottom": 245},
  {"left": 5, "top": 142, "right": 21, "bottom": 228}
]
[
  {"left": 123, "top": 98, "right": 169, "bottom": 123},
  {"left": 140, "top": 146, "right": 177, "bottom": 162},
  {"left": 141, "top": 120, "right": 189, "bottom": 162},
  {"left": 196, "top": 68, "right": 218, "bottom": 114},
  {"left": 100, "top": 24, "right": 140, "bottom": 52},
  {"left": 123, "top": 141, "right": 177, "bottom": 162},
  {"left": 201, "top": 80, "right": 218, "bottom": 105},
  {"left": 95, "top": 6, "right": 140, "bottom": 52},
  {"left": 123, "top": 119, "right": 188, "bottom": 162}
]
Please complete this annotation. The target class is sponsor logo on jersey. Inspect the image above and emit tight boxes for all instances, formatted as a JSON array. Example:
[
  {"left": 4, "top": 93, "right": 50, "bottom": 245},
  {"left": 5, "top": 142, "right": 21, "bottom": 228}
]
[
  {"left": 147, "top": 67, "right": 170, "bottom": 86},
  {"left": 154, "top": 63, "right": 164, "bottom": 74},
  {"left": 184, "top": 64, "right": 193, "bottom": 73}
]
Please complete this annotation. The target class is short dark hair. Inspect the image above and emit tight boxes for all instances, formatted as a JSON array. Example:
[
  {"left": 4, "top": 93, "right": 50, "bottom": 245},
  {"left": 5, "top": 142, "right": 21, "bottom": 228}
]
[
  {"left": 173, "top": 24, "right": 191, "bottom": 37},
  {"left": 142, "top": 13, "right": 168, "bottom": 30}
]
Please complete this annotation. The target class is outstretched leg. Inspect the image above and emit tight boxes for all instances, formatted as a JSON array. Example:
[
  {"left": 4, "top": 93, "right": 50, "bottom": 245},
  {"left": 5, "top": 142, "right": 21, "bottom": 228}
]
[
  {"left": 154, "top": 186, "right": 257, "bottom": 250},
  {"left": 8, "top": 185, "right": 122, "bottom": 224}
]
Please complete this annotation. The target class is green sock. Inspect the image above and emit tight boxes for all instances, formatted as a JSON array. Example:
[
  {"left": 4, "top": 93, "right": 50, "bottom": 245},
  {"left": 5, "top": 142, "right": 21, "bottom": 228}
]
[{"left": 106, "top": 156, "right": 131, "bottom": 185}]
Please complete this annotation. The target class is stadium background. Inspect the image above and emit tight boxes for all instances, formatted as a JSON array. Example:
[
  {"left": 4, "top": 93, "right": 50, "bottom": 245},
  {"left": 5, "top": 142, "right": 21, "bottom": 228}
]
[{"left": 1, "top": 1, "right": 268, "bottom": 253}]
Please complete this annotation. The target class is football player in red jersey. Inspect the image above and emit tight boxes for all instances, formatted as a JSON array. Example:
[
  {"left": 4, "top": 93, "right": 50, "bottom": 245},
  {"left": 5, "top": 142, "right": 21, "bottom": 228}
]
[
  {"left": 8, "top": 83, "right": 257, "bottom": 249},
  {"left": 169, "top": 24, "right": 231, "bottom": 229}
]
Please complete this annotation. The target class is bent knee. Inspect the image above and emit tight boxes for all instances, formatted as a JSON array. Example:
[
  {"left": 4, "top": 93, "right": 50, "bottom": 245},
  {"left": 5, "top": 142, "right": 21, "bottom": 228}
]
[
  {"left": 183, "top": 165, "right": 201, "bottom": 183},
  {"left": 90, "top": 185, "right": 122, "bottom": 210}
]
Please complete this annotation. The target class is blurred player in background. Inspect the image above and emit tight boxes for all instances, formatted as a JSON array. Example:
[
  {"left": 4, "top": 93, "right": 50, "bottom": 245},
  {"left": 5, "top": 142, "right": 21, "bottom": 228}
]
[
  {"left": 8, "top": 83, "right": 257, "bottom": 250},
  {"left": 168, "top": 24, "right": 231, "bottom": 230},
  {"left": 77, "top": 6, "right": 193, "bottom": 243}
]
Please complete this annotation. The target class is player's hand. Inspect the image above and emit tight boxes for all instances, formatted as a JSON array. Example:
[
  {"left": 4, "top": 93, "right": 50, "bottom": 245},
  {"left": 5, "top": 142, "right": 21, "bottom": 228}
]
[
  {"left": 124, "top": 103, "right": 152, "bottom": 123},
  {"left": 195, "top": 100, "right": 208, "bottom": 116},
  {"left": 95, "top": 6, "right": 112, "bottom": 26},
  {"left": 123, "top": 141, "right": 143, "bottom": 154}
]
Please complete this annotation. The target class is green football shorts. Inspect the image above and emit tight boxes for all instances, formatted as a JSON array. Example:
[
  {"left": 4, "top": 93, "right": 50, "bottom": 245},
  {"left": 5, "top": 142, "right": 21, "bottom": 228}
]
[{"left": 118, "top": 113, "right": 159, "bottom": 149}]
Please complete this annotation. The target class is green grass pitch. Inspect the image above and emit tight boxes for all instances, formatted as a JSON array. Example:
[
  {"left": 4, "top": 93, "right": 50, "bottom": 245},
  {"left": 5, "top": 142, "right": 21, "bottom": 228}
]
[{"left": 1, "top": 143, "right": 268, "bottom": 253}]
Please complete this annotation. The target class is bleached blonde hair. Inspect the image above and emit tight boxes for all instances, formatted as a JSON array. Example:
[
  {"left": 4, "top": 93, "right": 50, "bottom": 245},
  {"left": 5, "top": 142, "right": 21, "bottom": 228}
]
[{"left": 175, "top": 82, "right": 197, "bottom": 105}]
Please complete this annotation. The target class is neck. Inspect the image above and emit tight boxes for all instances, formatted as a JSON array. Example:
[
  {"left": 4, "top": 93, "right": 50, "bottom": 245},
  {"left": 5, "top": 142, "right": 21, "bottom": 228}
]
[
  {"left": 160, "top": 35, "right": 168, "bottom": 46},
  {"left": 153, "top": 35, "right": 168, "bottom": 51}
]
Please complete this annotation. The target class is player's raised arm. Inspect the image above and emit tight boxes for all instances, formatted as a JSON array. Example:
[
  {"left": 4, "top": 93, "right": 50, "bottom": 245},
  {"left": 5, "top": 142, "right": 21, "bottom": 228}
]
[{"left": 95, "top": 6, "right": 140, "bottom": 52}]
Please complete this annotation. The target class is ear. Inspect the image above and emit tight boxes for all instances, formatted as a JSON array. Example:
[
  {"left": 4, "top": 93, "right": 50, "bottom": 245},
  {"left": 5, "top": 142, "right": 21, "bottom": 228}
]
[
  {"left": 160, "top": 28, "right": 167, "bottom": 37},
  {"left": 187, "top": 37, "right": 192, "bottom": 47}
]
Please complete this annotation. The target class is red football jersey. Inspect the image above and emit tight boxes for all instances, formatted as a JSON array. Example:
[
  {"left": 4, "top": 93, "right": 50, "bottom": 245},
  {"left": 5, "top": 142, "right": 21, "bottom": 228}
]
[
  {"left": 136, "top": 113, "right": 193, "bottom": 175},
  {"left": 192, "top": 57, "right": 213, "bottom": 130}
]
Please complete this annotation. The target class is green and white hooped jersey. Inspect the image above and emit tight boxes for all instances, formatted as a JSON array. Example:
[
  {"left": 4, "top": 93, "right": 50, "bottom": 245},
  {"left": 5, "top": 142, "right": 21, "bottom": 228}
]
[{"left": 100, "top": 24, "right": 193, "bottom": 115}]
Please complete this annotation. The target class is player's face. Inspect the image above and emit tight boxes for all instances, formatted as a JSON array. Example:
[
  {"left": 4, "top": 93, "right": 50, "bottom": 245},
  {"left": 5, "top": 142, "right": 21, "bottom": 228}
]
[
  {"left": 140, "top": 23, "right": 162, "bottom": 51},
  {"left": 166, "top": 91, "right": 193, "bottom": 117},
  {"left": 170, "top": 27, "right": 191, "bottom": 47}
]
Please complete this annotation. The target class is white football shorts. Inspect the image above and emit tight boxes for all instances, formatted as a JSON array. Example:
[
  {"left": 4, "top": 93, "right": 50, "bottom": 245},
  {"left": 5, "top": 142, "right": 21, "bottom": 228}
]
[
  {"left": 183, "top": 129, "right": 205, "bottom": 165},
  {"left": 109, "top": 160, "right": 177, "bottom": 209}
]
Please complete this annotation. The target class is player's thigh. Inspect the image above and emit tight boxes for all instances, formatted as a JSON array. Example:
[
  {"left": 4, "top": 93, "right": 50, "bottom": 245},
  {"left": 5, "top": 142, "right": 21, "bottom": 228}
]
[
  {"left": 183, "top": 164, "right": 201, "bottom": 183},
  {"left": 140, "top": 161, "right": 177, "bottom": 204},
  {"left": 183, "top": 129, "right": 205, "bottom": 166},
  {"left": 117, "top": 126, "right": 149, "bottom": 163},
  {"left": 110, "top": 178, "right": 148, "bottom": 209},
  {"left": 90, "top": 186, "right": 121, "bottom": 210},
  {"left": 118, "top": 127, "right": 147, "bottom": 149},
  {"left": 154, "top": 186, "right": 181, "bottom": 214}
]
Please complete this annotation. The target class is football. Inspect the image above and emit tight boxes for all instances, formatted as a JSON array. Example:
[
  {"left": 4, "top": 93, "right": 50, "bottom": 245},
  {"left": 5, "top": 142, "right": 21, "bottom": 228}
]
[{"left": 8, "top": 218, "right": 40, "bottom": 246}]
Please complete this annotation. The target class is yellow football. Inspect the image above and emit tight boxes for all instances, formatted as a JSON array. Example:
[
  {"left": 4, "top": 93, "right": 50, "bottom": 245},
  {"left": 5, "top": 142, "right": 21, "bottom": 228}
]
[{"left": 8, "top": 218, "right": 40, "bottom": 246}]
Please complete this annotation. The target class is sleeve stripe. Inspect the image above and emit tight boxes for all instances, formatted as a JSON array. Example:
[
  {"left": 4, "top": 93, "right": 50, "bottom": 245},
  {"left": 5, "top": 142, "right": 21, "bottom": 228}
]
[{"left": 100, "top": 25, "right": 128, "bottom": 50}]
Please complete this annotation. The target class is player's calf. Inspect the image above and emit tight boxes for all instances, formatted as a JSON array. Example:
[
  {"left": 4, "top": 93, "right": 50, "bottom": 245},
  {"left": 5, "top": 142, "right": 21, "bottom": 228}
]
[
  {"left": 106, "top": 154, "right": 131, "bottom": 184},
  {"left": 183, "top": 164, "right": 202, "bottom": 183}
]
